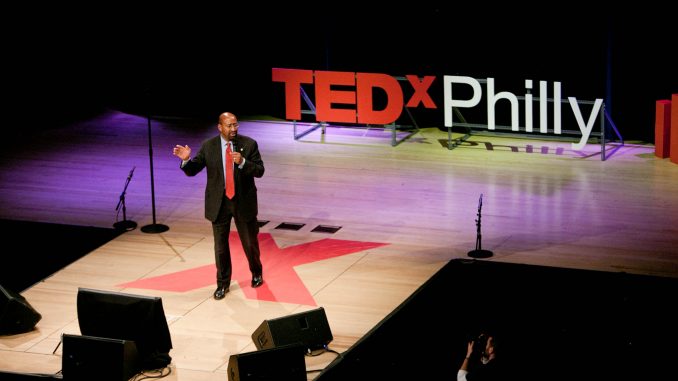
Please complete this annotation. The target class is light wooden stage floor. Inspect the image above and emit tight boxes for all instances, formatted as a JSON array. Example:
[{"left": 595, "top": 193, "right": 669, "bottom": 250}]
[{"left": 1, "top": 110, "right": 677, "bottom": 379}]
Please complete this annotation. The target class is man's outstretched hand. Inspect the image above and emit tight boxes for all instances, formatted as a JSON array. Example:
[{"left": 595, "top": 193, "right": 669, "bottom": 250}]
[{"left": 173, "top": 145, "right": 191, "bottom": 161}]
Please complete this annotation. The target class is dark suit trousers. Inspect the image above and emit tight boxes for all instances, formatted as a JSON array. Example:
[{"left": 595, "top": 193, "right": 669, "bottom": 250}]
[{"left": 212, "top": 195, "right": 262, "bottom": 288}]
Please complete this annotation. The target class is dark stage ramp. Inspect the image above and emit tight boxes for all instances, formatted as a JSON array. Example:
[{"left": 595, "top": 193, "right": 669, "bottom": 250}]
[{"left": 317, "top": 258, "right": 678, "bottom": 380}]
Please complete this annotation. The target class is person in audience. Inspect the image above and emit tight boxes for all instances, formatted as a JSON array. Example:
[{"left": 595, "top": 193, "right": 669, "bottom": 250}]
[{"left": 458, "top": 331, "right": 502, "bottom": 381}]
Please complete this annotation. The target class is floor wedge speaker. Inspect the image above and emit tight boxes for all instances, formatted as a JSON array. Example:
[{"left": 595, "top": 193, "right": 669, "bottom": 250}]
[
  {"left": 228, "top": 344, "right": 306, "bottom": 381},
  {"left": 0, "top": 284, "right": 42, "bottom": 335},
  {"left": 62, "top": 334, "right": 140, "bottom": 381},
  {"left": 251, "top": 307, "right": 333, "bottom": 353}
]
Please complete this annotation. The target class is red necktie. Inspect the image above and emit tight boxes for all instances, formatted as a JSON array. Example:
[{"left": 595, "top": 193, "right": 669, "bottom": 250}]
[{"left": 225, "top": 143, "right": 235, "bottom": 199}]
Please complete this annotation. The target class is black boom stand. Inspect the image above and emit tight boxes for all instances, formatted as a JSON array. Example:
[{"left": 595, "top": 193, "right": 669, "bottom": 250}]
[
  {"left": 140, "top": 112, "right": 169, "bottom": 234},
  {"left": 468, "top": 194, "right": 493, "bottom": 259},
  {"left": 114, "top": 166, "right": 138, "bottom": 231}
]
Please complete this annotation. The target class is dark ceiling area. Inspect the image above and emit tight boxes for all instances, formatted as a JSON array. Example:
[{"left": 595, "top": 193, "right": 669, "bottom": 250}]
[{"left": 5, "top": 7, "right": 676, "bottom": 141}]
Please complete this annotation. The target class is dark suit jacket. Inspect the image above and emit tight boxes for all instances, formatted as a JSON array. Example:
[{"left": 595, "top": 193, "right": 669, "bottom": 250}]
[{"left": 181, "top": 134, "right": 265, "bottom": 222}]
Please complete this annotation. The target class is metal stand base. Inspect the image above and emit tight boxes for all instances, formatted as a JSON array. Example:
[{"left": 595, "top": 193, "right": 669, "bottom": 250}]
[
  {"left": 141, "top": 223, "right": 169, "bottom": 234},
  {"left": 113, "top": 220, "right": 137, "bottom": 231},
  {"left": 467, "top": 249, "right": 494, "bottom": 259}
]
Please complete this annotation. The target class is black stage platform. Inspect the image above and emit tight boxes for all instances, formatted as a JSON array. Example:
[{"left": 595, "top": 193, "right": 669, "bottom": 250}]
[
  {"left": 0, "top": 219, "right": 122, "bottom": 293},
  {"left": 318, "top": 258, "right": 678, "bottom": 380}
]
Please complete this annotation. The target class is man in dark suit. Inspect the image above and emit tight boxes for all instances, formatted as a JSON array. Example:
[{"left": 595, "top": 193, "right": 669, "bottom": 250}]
[{"left": 172, "top": 112, "right": 265, "bottom": 300}]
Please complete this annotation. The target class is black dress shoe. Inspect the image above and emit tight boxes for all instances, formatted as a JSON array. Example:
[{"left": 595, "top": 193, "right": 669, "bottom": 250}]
[
  {"left": 251, "top": 275, "right": 264, "bottom": 288},
  {"left": 213, "top": 287, "right": 229, "bottom": 300}
]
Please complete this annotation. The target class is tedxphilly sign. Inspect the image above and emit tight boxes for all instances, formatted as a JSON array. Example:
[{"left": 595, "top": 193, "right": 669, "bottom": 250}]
[{"left": 272, "top": 68, "right": 603, "bottom": 150}]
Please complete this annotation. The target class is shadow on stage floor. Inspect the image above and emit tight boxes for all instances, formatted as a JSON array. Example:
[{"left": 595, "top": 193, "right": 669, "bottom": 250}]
[{"left": 317, "top": 258, "right": 678, "bottom": 381}]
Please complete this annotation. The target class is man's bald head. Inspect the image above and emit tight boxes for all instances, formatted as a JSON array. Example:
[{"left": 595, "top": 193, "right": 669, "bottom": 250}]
[{"left": 219, "top": 112, "right": 237, "bottom": 124}]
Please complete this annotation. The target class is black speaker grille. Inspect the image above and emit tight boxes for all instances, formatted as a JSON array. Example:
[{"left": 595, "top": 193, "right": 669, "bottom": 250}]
[
  {"left": 252, "top": 307, "right": 333, "bottom": 352},
  {"left": 228, "top": 344, "right": 306, "bottom": 381},
  {"left": 0, "top": 285, "right": 42, "bottom": 335}
]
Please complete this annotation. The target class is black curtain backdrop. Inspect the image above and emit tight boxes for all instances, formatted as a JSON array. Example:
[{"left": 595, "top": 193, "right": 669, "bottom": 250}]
[{"left": 5, "top": 6, "right": 676, "bottom": 141}]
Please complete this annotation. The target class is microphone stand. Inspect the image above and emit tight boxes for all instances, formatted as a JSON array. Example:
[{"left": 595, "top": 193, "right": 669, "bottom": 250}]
[
  {"left": 468, "top": 194, "right": 493, "bottom": 259},
  {"left": 114, "top": 166, "right": 138, "bottom": 231}
]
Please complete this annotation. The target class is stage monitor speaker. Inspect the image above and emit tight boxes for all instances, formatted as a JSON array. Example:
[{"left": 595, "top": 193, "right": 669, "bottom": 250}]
[
  {"left": 251, "top": 307, "right": 333, "bottom": 353},
  {"left": 0, "top": 284, "right": 42, "bottom": 335},
  {"left": 61, "top": 334, "right": 140, "bottom": 381},
  {"left": 227, "top": 344, "right": 306, "bottom": 381}
]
